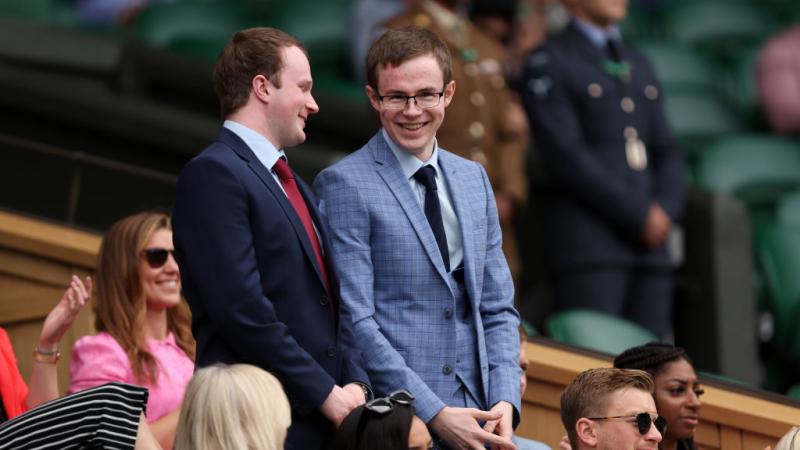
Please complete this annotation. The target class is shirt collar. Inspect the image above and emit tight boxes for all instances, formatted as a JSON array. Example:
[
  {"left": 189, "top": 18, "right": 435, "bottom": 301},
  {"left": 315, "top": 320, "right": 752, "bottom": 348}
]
[
  {"left": 223, "top": 120, "right": 287, "bottom": 170},
  {"left": 572, "top": 18, "right": 622, "bottom": 49},
  {"left": 381, "top": 128, "right": 442, "bottom": 181}
]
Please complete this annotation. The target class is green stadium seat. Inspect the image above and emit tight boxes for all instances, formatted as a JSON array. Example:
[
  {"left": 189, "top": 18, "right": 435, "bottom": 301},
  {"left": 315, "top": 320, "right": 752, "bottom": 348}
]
[
  {"left": 636, "top": 41, "right": 715, "bottom": 91},
  {"left": 788, "top": 384, "right": 800, "bottom": 400},
  {"left": 757, "top": 224, "right": 800, "bottom": 348},
  {"left": 0, "top": 0, "right": 76, "bottom": 25},
  {"left": 168, "top": 35, "right": 227, "bottom": 63},
  {"left": 722, "top": 44, "right": 764, "bottom": 128},
  {"left": 0, "top": 0, "right": 52, "bottom": 20},
  {"left": 545, "top": 309, "right": 657, "bottom": 355},
  {"left": 620, "top": 7, "right": 660, "bottom": 42},
  {"left": 268, "top": 0, "right": 350, "bottom": 68},
  {"left": 776, "top": 190, "right": 800, "bottom": 226},
  {"left": 133, "top": 2, "right": 253, "bottom": 49},
  {"left": 663, "top": 92, "right": 743, "bottom": 159},
  {"left": 663, "top": 1, "right": 777, "bottom": 63},
  {"left": 694, "top": 134, "right": 800, "bottom": 208}
]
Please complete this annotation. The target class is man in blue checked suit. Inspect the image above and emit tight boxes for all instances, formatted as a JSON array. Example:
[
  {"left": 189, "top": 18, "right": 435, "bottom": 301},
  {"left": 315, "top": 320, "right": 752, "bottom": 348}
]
[{"left": 314, "top": 27, "right": 521, "bottom": 450}]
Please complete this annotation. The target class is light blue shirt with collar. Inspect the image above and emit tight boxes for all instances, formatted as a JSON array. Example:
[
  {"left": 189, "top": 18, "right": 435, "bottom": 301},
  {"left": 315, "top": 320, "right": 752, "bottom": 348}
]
[
  {"left": 224, "top": 119, "right": 324, "bottom": 241},
  {"left": 382, "top": 128, "right": 464, "bottom": 271},
  {"left": 223, "top": 119, "right": 288, "bottom": 195},
  {"left": 572, "top": 17, "right": 622, "bottom": 48}
]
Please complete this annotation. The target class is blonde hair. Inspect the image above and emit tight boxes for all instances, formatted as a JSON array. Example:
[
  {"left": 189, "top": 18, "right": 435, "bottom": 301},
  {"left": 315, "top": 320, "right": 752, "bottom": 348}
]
[
  {"left": 95, "top": 212, "right": 195, "bottom": 384},
  {"left": 775, "top": 427, "right": 800, "bottom": 450},
  {"left": 174, "top": 364, "right": 292, "bottom": 450}
]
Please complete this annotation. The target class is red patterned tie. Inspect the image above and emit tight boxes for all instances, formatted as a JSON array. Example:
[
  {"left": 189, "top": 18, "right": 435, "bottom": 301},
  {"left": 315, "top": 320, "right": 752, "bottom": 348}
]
[{"left": 273, "top": 158, "right": 332, "bottom": 300}]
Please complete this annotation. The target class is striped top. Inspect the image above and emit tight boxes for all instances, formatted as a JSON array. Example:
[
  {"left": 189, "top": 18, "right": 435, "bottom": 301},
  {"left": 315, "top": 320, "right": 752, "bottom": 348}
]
[{"left": 0, "top": 382, "right": 148, "bottom": 450}]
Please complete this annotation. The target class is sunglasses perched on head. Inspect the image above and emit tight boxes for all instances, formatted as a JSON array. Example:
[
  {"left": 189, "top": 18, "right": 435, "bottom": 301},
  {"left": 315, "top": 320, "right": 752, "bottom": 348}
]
[
  {"left": 588, "top": 412, "right": 667, "bottom": 435},
  {"left": 364, "top": 389, "right": 415, "bottom": 415},
  {"left": 142, "top": 248, "right": 176, "bottom": 269}
]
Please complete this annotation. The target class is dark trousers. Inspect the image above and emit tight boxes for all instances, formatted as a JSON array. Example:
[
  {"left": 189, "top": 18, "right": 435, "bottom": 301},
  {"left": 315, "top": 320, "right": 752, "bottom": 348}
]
[{"left": 553, "top": 267, "right": 673, "bottom": 338}]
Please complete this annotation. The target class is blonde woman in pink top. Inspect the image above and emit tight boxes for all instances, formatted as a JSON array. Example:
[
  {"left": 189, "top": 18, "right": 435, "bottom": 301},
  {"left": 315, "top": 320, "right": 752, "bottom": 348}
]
[{"left": 69, "top": 212, "right": 195, "bottom": 450}]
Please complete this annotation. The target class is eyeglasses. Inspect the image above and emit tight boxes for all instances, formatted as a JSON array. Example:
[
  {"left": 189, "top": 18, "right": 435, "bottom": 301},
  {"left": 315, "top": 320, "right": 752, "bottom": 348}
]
[
  {"left": 364, "top": 389, "right": 415, "bottom": 415},
  {"left": 377, "top": 90, "right": 445, "bottom": 110},
  {"left": 142, "top": 248, "right": 176, "bottom": 269},
  {"left": 588, "top": 412, "right": 667, "bottom": 435}
]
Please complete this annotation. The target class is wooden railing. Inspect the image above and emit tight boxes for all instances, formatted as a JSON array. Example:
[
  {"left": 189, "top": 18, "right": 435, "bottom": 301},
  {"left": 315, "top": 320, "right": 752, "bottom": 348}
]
[
  {"left": 519, "top": 337, "right": 800, "bottom": 450},
  {"left": 0, "top": 209, "right": 100, "bottom": 393},
  {"left": 2, "top": 210, "right": 799, "bottom": 449}
]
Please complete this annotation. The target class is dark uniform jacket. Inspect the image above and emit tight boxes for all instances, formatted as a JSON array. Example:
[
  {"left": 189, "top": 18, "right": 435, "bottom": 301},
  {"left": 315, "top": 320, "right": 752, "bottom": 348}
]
[{"left": 519, "top": 21, "right": 685, "bottom": 272}]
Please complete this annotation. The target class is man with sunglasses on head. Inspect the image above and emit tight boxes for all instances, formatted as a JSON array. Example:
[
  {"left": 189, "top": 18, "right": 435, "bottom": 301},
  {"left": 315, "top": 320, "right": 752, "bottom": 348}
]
[
  {"left": 314, "top": 26, "right": 521, "bottom": 450},
  {"left": 172, "top": 27, "right": 370, "bottom": 450},
  {"left": 561, "top": 368, "right": 664, "bottom": 450}
]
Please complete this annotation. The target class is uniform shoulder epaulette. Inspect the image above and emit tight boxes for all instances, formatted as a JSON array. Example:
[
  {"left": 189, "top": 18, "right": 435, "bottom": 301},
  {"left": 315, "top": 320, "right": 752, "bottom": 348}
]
[{"left": 412, "top": 13, "right": 432, "bottom": 28}]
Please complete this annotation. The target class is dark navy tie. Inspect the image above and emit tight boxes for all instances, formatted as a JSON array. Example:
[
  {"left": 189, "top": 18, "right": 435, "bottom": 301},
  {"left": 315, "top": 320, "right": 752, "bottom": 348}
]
[
  {"left": 606, "top": 37, "right": 624, "bottom": 62},
  {"left": 413, "top": 165, "right": 450, "bottom": 272}
]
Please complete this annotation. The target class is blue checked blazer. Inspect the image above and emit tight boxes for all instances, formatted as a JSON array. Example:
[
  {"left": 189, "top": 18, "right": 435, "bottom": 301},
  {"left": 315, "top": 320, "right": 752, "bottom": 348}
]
[{"left": 313, "top": 131, "right": 521, "bottom": 423}]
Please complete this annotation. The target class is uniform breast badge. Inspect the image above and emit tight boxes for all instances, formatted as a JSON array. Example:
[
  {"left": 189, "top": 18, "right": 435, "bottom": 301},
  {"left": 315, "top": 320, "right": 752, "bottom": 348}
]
[{"left": 624, "top": 126, "right": 647, "bottom": 170}]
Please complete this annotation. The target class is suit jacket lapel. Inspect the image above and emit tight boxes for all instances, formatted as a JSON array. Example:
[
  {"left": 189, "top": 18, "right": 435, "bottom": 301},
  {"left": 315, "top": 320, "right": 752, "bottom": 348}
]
[
  {"left": 371, "top": 134, "right": 451, "bottom": 283},
  {"left": 220, "top": 129, "right": 327, "bottom": 290},
  {"left": 439, "top": 152, "right": 477, "bottom": 301}
]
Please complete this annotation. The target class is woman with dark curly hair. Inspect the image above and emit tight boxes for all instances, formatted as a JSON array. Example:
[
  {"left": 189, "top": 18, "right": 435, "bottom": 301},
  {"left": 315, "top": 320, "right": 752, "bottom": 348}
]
[{"left": 612, "top": 342, "right": 702, "bottom": 450}]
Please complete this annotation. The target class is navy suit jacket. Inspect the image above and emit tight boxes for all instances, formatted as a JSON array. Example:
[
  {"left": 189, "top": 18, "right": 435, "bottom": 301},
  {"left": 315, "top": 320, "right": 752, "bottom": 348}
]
[
  {"left": 519, "top": 22, "right": 685, "bottom": 271},
  {"left": 172, "top": 128, "right": 369, "bottom": 450}
]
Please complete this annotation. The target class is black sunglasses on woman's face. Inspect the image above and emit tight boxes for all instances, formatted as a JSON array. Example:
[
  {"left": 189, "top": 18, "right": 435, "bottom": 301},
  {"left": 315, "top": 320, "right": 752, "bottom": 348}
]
[{"left": 142, "top": 248, "right": 176, "bottom": 269}]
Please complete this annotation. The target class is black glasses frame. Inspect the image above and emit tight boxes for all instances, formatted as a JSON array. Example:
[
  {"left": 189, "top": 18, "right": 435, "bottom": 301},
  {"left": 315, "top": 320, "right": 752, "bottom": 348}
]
[
  {"left": 142, "top": 248, "right": 176, "bottom": 269},
  {"left": 376, "top": 90, "right": 445, "bottom": 110},
  {"left": 364, "top": 389, "right": 415, "bottom": 415},
  {"left": 588, "top": 412, "right": 667, "bottom": 435}
]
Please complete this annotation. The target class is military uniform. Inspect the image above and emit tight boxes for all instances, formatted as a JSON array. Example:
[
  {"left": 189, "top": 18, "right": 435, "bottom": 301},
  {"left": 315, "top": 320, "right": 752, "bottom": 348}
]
[
  {"left": 518, "top": 20, "right": 685, "bottom": 337},
  {"left": 384, "top": 0, "right": 529, "bottom": 289}
]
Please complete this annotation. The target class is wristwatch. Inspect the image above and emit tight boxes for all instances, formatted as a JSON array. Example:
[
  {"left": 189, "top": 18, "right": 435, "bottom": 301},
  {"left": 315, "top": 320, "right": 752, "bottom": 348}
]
[{"left": 355, "top": 382, "right": 372, "bottom": 401}]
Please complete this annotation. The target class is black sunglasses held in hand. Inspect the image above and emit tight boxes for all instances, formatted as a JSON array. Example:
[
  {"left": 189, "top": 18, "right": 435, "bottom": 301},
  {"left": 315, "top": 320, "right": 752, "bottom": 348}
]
[
  {"left": 142, "top": 248, "right": 176, "bottom": 269},
  {"left": 588, "top": 412, "right": 667, "bottom": 435}
]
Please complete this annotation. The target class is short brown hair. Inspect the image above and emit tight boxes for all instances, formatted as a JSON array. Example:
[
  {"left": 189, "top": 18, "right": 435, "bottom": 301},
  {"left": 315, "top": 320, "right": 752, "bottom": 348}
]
[
  {"left": 213, "top": 27, "right": 304, "bottom": 118},
  {"left": 560, "top": 368, "right": 654, "bottom": 448},
  {"left": 365, "top": 26, "right": 452, "bottom": 91}
]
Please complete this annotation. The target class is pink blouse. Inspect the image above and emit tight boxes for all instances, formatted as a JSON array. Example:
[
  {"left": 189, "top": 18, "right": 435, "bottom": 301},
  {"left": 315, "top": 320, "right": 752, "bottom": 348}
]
[{"left": 68, "top": 331, "right": 194, "bottom": 422}]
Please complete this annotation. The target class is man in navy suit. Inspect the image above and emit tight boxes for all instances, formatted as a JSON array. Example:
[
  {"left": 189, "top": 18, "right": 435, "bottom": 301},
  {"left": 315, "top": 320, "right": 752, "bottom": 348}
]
[{"left": 172, "top": 27, "right": 369, "bottom": 450}]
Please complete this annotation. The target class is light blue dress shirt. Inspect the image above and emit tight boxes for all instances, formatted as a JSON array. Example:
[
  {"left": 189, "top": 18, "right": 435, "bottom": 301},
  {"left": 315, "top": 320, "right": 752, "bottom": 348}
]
[
  {"left": 572, "top": 17, "right": 622, "bottom": 48},
  {"left": 224, "top": 120, "right": 323, "bottom": 241},
  {"left": 223, "top": 120, "right": 290, "bottom": 197},
  {"left": 382, "top": 128, "right": 464, "bottom": 271}
]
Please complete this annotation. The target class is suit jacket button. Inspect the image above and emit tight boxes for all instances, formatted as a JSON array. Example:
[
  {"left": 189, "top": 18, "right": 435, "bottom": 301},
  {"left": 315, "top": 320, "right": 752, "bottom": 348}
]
[
  {"left": 442, "top": 364, "right": 452, "bottom": 374},
  {"left": 327, "top": 346, "right": 336, "bottom": 357},
  {"left": 444, "top": 308, "right": 453, "bottom": 319},
  {"left": 320, "top": 295, "right": 329, "bottom": 306}
]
